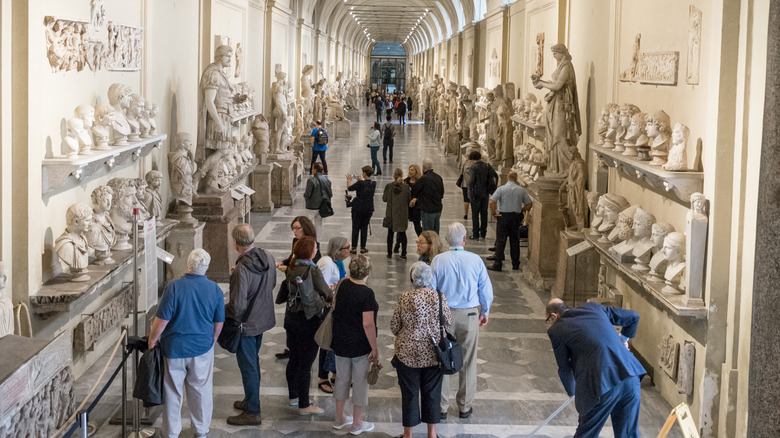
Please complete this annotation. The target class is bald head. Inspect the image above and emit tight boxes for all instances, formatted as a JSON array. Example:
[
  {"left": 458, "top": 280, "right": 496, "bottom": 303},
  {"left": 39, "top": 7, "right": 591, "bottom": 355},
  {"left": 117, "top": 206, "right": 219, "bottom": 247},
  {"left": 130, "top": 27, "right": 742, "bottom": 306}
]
[{"left": 545, "top": 298, "right": 567, "bottom": 324}]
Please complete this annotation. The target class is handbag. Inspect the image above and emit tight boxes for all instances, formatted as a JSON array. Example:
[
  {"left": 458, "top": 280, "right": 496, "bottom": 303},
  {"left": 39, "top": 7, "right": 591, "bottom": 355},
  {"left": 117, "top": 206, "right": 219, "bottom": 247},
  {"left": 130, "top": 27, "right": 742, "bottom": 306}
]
[
  {"left": 366, "top": 362, "right": 383, "bottom": 385},
  {"left": 217, "top": 274, "right": 262, "bottom": 353},
  {"left": 456, "top": 174, "right": 464, "bottom": 188},
  {"left": 432, "top": 291, "right": 463, "bottom": 375},
  {"left": 319, "top": 199, "right": 334, "bottom": 218},
  {"left": 382, "top": 216, "right": 392, "bottom": 228},
  {"left": 314, "top": 278, "right": 344, "bottom": 350}
]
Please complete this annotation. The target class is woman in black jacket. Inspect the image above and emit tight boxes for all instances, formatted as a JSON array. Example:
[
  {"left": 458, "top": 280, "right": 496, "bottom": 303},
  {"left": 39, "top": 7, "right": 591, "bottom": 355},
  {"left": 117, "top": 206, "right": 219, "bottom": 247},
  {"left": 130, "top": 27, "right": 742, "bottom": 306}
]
[{"left": 347, "top": 165, "right": 377, "bottom": 254}]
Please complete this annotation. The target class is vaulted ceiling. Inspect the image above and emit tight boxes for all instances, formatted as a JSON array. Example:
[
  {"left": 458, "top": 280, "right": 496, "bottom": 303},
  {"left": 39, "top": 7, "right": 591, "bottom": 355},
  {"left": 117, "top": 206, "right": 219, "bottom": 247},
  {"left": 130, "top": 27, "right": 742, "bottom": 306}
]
[{"left": 297, "top": 0, "right": 491, "bottom": 55}]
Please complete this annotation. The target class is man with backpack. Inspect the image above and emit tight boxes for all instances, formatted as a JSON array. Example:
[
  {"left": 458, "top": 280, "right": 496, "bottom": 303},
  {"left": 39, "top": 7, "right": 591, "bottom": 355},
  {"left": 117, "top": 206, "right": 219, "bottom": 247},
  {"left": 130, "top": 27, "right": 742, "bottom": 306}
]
[
  {"left": 304, "top": 162, "right": 332, "bottom": 237},
  {"left": 375, "top": 97, "right": 384, "bottom": 123},
  {"left": 310, "top": 120, "right": 329, "bottom": 174},
  {"left": 381, "top": 115, "right": 396, "bottom": 164}
]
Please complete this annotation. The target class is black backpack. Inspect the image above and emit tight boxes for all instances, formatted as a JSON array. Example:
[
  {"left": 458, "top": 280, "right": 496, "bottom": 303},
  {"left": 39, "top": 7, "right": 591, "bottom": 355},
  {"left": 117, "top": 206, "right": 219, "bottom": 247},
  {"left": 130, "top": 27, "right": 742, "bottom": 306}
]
[
  {"left": 316, "top": 128, "right": 328, "bottom": 146},
  {"left": 383, "top": 123, "right": 393, "bottom": 140}
]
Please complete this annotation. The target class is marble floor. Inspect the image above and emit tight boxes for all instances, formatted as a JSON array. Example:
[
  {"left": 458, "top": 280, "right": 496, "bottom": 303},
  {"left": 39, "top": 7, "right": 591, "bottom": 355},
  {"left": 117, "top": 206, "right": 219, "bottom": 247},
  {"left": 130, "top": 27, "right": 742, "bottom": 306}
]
[{"left": 83, "top": 108, "right": 682, "bottom": 437}]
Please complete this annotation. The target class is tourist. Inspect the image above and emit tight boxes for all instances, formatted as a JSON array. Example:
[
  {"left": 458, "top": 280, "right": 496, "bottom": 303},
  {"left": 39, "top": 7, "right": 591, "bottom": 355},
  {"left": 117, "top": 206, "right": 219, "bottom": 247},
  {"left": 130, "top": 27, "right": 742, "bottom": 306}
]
[
  {"left": 224, "top": 224, "right": 278, "bottom": 426},
  {"left": 148, "top": 249, "right": 224, "bottom": 437},
  {"left": 381, "top": 115, "right": 396, "bottom": 164},
  {"left": 404, "top": 164, "right": 423, "bottom": 236},
  {"left": 487, "top": 170, "right": 533, "bottom": 271},
  {"left": 406, "top": 96, "right": 414, "bottom": 121},
  {"left": 282, "top": 236, "right": 332, "bottom": 415},
  {"left": 397, "top": 98, "right": 407, "bottom": 125},
  {"left": 416, "top": 230, "right": 445, "bottom": 265},
  {"left": 458, "top": 151, "right": 475, "bottom": 222},
  {"left": 383, "top": 168, "right": 411, "bottom": 259},
  {"left": 367, "top": 122, "right": 382, "bottom": 175},
  {"left": 303, "top": 162, "right": 332, "bottom": 237},
  {"left": 410, "top": 158, "right": 444, "bottom": 234},
  {"left": 391, "top": 262, "right": 451, "bottom": 438},
  {"left": 545, "top": 299, "right": 646, "bottom": 437},
  {"left": 310, "top": 120, "right": 329, "bottom": 174},
  {"left": 347, "top": 166, "right": 377, "bottom": 254},
  {"left": 431, "top": 222, "right": 494, "bottom": 420},
  {"left": 385, "top": 96, "right": 394, "bottom": 120},
  {"left": 375, "top": 96, "right": 384, "bottom": 123},
  {"left": 331, "top": 254, "right": 379, "bottom": 435},
  {"left": 467, "top": 151, "right": 498, "bottom": 241}
]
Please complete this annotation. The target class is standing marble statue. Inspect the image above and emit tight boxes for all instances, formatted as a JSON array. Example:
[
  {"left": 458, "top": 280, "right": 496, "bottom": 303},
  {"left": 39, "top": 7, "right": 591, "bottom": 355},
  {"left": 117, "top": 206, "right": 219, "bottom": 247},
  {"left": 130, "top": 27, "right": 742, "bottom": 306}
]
[
  {"left": 0, "top": 261, "right": 13, "bottom": 337},
  {"left": 270, "top": 70, "right": 290, "bottom": 153},
  {"left": 234, "top": 43, "right": 243, "bottom": 78},
  {"left": 106, "top": 83, "right": 132, "bottom": 146},
  {"left": 300, "top": 64, "right": 314, "bottom": 128},
  {"left": 87, "top": 185, "right": 116, "bottom": 265},
  {"left": 55, "top": 202, "right": 93, "bottom": 282},
  {"left": 558, "top": 145, "right": 587, "bottom": 231},
  {"left": 198, "top": 44, "right": 235, "bottom": 163},
  {"left": 142, "top": 170, "right": 164, "bottom": 224},
  {"left": 531, "top": 44, "right": 581, "bottom": 176}
]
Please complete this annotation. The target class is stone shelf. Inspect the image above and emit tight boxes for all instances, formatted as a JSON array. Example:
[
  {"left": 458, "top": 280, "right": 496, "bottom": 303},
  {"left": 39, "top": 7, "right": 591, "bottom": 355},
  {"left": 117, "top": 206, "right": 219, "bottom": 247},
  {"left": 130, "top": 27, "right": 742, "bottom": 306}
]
[
  {"left": 230, "top": 109, "right": 259, "bottom": 125},
  {"left": 583, "top": 231, "right": 707, "bottom": 319},
  {"left": 29, "top": 219, "right": 178, "bottom": 317},
  {"left": 590, "top": 144, "right": 703, "bottom": 206},
  {"left": 41, "top": 134, "right": 167, "bottom": 195},
  {"left": 511, "top": 115, "right": 545, "bottom": 140}
]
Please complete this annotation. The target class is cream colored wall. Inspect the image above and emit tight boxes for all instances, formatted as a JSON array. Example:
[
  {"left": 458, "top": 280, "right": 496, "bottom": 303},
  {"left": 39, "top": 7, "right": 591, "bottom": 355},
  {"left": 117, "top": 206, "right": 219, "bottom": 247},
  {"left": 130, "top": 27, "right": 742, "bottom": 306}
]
[
  {"left": 461, "top": 24, "right": 475, "bottom": 90},
  {"left": 506, "top": 2, "right": 526, "bottom": 92},
  {"left": 522, "top": 0, "right": 559, "bottom": 105},
  {"left": 0, "top": 0, "right": 11, "bottom": 301},
  {"left": 484, "top": 7, "right": 505, "bottom": 89}
]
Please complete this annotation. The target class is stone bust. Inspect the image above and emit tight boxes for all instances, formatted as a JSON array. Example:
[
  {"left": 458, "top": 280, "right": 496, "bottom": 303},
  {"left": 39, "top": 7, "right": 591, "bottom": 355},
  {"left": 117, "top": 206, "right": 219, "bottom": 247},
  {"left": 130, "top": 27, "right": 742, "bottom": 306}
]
[
  {"left": 55, "top": 202, "right": 93, "bottom": 282},
  {"left": 587, "top": 190, "right": 603, "bottom": 233},
  {"left": 106, "top": 83, "right": 133, "bottom": 145},
  {"left": 92, "top": 103, "right": 115, "bottom": 150},
  {"left": 143, "top": 170, "right": 164, "bottom": 223},
  {"left": 595, "top": 193, "right": 629, "bottom": 241},
  {"left": 646, "top": 222, "right": 675, "bottom": 281},
  {"left": 87, "top": 185, "right": 116, "bottom": 265},
  {"left": 646, "top": 110, "right": 672, "bottom": 166},
  {"left": 630, "top": 207, "right": 657, "bottom": 271},
  {"left": 663, "top": 123, "right": 690, "bottom": 171},
  {"left": 63, "top": 118, "right": 84, "bottom": 159},
  {"left": 661, "top": 231, "right": 687, "bottom": 295},
  {"left": 107, "top": 178, "right": 137, "bottom": 251},
  {"left": 617, "top": 103, "right": 641, "bottom": 154},
  {"left": 609, "top": 204, "right": 639, "bottom": 245},
  {"left": 168, "top": 132, "right": 198, "bottom": 206},
  {"left": 74, "top": 104, "right": 95, "bottom": 155},
  {"left": 688, "top": 192, "right": 707, "bottom": 221}
]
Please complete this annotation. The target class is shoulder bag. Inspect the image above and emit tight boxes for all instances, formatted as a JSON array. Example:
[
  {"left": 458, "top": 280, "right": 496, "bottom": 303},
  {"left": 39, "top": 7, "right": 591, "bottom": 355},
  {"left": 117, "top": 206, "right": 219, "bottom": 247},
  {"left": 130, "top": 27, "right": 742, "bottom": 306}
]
[
  {"left": 218, "top": 279, "right": 261, "bottom": 353},
  {"left": 318, "top": 178, "right": 334, "bottom": 218},
  {"left": 314, "top": 278, "right": 344, "bottom": 350},
  {"left": 432, "top": 291, "right": 463, "bottom": 375}
]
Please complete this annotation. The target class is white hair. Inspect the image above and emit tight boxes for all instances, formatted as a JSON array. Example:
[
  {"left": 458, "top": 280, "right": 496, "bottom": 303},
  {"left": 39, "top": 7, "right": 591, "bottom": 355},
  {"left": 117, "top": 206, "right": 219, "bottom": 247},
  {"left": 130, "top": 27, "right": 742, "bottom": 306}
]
[
  {"left": 422, "top": 158, "right": 433, "bottom": 171},
  {"left": 187, "top": 249, "right": 211, "bottom": 275},
  {"left": 409, "top": 262, "right": 434, "bottom": 289},
  {"left": 444, "top": 222, "right": 467, "bottom": 246}
]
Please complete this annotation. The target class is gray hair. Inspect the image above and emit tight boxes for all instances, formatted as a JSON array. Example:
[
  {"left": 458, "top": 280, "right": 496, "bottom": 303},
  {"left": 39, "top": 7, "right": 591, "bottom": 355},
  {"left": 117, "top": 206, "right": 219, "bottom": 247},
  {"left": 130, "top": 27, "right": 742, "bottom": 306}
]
[
  {"left": 187, "top": 249, "right": 211, "bottom": 275},
  {"left": 443, "top": 222, "right": 467, "bottom": 246},
  {"left": 232, "top": 224, "right": 255, "bottom": 247},
  {"left": 409, "top": 262, "right": 434, "bottom": 289},
  {"left": 326, "top": 236, "right": 349, "bottom": 260},
  {"left": 349, "top": 254, "right": 372, "bottom": 280},
  {"left": 422, "top": 158, "right": 434, "bottom": 171}
]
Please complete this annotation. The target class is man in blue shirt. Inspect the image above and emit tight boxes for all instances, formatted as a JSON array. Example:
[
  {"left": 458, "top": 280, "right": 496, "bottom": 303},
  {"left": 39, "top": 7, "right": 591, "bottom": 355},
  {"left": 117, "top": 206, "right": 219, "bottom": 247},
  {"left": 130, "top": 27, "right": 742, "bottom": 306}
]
[
  {"left": 148, "top": 249, "right": 225, "bottom": 438},
  {"left": 430, "top": 222, "right": 494, "bottom": 420},
  {"left": 310, "top": 120, "right": 328, "bottom": 175},
  {"left": 488, "top": 170, "right": 533, "bottom": 271}
]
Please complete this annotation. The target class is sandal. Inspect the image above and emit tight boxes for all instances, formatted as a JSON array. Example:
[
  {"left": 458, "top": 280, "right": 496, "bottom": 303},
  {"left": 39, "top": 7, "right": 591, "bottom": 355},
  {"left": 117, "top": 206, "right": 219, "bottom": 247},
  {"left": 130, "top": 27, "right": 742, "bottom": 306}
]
[{"left": 318, "top": 380, "right": 334, "bottom": 394}]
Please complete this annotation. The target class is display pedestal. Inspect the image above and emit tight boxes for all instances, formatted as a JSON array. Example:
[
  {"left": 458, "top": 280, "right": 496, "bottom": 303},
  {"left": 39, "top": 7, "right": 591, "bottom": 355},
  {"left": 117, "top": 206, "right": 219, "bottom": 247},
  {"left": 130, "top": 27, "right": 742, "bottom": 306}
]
[
  {"left": 345, "top": 108, "right": 359, "bottom": 121},
  {"left": 332, "top": 120, "right": 351, "bottom": 138},
  {"left": 165, "top": 221, "right": 205, "bottom": 283},
  {"left": 551, "top": 230, "right": 600, "bottom": 306},
  {"left": 446, "top": 130, "right": 460, "bottom": 155},
  {"left": 191, "top": 192, "right": 239, "bottom": 282},
  {"left": 268, "top": 154, "right": 294, "bottom": 206},
  {"left": 522, "top": 177, "right": 566, "bottom": 289},
  {"left": 302, "top": 137, "right": 312, "bottom": 166},
  {"left": 251, "top": 164, "right": 274, "bottom": 212}
]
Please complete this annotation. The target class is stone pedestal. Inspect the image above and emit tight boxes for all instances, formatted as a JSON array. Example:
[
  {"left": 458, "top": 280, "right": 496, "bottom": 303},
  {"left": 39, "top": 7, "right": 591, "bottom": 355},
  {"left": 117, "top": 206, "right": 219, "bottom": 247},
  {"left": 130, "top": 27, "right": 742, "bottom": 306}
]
[
  {"left": 446, "top": 130, "right": 460, "bottom": 154},
  {"left": 191, "top": 192, "right": 240, "bottom": 282},
  {"left": 267, "top": 154, "right": 294, "bottom": 206},
  {"left": 551, "top": 230, "right": 600, "bottom": 306},
  {"left": 251, "top": 164, "right": 274, "bottom": 212},
  {"left": 345, "top": 108, "right": 359, "bottom": 121},
  {"left": 332, "top": 120, "right": 351, "bottom": 138},
  {"left": 522, "top": 177, "right": 566, "bottom": 289},
  {"left": 164, "top": 221, "right": 205, "bottom": 283},
  {"left": 302, "top": 136, "right": 312, "bottom": 166}
]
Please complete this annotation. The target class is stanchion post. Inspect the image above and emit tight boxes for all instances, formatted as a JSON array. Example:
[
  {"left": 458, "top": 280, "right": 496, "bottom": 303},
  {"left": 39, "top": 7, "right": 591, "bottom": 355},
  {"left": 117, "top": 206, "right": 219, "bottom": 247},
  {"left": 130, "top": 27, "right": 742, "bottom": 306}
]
[
  {"left": 132, "top": 209, "right": 140, "bottom": 435},
  {"left": 78, "top": 411, "right": 88, "bottom": 438},
  {"left": 121, "top": 325, "right": 128, "bottom": 438}
]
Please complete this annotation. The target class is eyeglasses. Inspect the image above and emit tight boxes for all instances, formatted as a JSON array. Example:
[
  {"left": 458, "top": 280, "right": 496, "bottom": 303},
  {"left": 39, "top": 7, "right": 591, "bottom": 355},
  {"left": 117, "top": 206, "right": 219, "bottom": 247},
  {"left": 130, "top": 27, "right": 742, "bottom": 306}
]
[
  {"left": 545, "top": 314, "right": 556, "bottom": 324},
  {"left": 340, "top": 245, "right": 351, "bottom": 250},
  {"left": 416, "top": 240, "right": 429, "bottom": 245}
]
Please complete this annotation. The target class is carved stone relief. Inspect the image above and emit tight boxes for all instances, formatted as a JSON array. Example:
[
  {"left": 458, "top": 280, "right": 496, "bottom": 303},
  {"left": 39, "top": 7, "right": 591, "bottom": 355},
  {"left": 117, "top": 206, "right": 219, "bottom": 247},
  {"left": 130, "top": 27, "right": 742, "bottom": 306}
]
[
  {"left": 535, "top": 33, "right": 544, "bottom": 77},
  {"left": 658, "top": 334, "right": 680, "bottom": 380},
  {"left": 676, "top": 341, "right": 695, "bottom": 395},
  {"left": 637, "top": 51, "right": 679, "bottom": 86},
  {"left": 686, "top": 5, "right": 702, "bottom": 85},
  {"left": 74, "top": 285, "right": 133, "bottom": 352},
  {"left": 489, "top": 49, "right": 501, "bottom": 79},
  {"left": 0, "top": 367, "right": 75, "bottom": 437},
  {"left": 620, "top": 34, "right": 641, "bottom": 82},
  {"left": 105, "top": 22, "right": 143, "bottom": 71}
]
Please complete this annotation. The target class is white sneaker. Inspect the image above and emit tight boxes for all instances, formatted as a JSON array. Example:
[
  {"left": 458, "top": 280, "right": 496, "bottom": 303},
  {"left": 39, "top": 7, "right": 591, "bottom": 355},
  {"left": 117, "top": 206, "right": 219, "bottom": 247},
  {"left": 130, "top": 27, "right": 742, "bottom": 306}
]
[
  {"left": 333, "top": 415, "right": 353, "bottom": 430},
  {"left": 350, "top": 421, "right": 375, "bottom": 435}
]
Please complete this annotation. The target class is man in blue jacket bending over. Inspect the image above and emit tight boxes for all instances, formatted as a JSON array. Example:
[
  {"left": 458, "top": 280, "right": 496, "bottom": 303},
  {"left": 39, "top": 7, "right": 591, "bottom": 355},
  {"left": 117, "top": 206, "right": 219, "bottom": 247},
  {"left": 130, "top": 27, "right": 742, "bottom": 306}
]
[{"left": 545, "top": 298, "right": 647, "bottom": 438}]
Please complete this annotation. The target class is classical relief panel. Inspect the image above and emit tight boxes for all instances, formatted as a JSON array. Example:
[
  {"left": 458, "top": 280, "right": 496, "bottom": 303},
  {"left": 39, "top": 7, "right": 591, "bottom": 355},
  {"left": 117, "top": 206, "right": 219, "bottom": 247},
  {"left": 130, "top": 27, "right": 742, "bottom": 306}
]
[
  {"left": 658, "top": 335, "right": 680, "bottom": 380},
  {"left": 0, "top": 367, "right": 75, "bottom": 438},
  {"left": 686, "top": 5, "right": 702, "bottom": 85},
  {"left": 74, "top": 284, "right": 133, "bottom": 352},
  {"left": 534, "top": 32, "right": 544, "bottom": 76},
  {"left": 637, "top": 51, "right": 679, "bottom": 86},
  {"left": 105, "top": 23, "right": 143, "bottom": 71},
  {"left": 489, "top": 49, "right": 501, "bottom": 79}
]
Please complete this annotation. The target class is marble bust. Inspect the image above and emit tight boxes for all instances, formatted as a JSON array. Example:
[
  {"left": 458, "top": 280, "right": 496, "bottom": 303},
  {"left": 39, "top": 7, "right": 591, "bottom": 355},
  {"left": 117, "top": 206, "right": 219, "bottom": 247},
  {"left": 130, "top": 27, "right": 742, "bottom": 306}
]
[
  {"left": 646, "top": 110, "right": 672, "bottom": 166},
  {"left": 663, "top": 123, "right": 690, "bottom": 171},
  {"left": 604, "top": 104, "right": 621, "bottom": 149},
  {"left": 55, "top": 202, "right": 93, "bottom": 282},
  {"left": 647, "top": 222, "right": 676, "bottom": 282},
  {"left": 0, "top": 261, "right": 12, "bottom": 337},
  {"left": 142, "top": 170, "right": 164, "bottom": 224},
  {"left": 587, "top": 190, "right": 603, "bottom": 232},
  {"left": 661, "top": 232, "right": 687, "bottom": 295},
  {"left": 63, "top": 118, "right": 84, "bottom": 159},
  {"left": 126, "top": 93, "right": 145, "bottom": 141},
  {"left": 627, "top": 112, "right": 650, "bottom": 160},
  {"left": 609, "top": 205, "right": 639, "bottom": 254},
  {"left": 168, "top": 132, "right": 198, "bottom": 207},
  {"left": 106, "top": 83, "right": 133, "bottom": 145},
  {"left": 618, "top": 104, "right": 641, "bottom": 155},
  {"left": 74, "top": 104, "right": 95, "bottom": 155},
  {"left": 596, "top": 103, "right": 616, "bottom": 145},
  {"left": 596, "top": 193, "right": 629, "bottom": 242},
  {"left": 629, "top": 208, "right": 657, "bottom": 271},
  {"left": 92, "top": 104, "right": 115, "bottom": 150},
  {"left": 688, "top": 192, "right": 707, "bottom": 221},
  {"left": 146, "top": 103, "right": 159, "bottom": 136},
  {"left": 87, "top": 185, "right": 116, "bottom": 265},
  {"left": 107, "top": 178, "right": 137, "bottom": 250}
]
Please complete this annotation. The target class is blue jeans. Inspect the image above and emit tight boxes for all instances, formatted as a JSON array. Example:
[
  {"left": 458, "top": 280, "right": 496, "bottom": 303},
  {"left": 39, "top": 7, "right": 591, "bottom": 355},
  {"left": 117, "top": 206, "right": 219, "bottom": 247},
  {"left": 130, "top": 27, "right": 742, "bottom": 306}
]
[
  {"left": 369, "top": 146, "right": 382, "bottom": 174},
  {"left": 420, "top": 211, "right": 441, "bottom": 234},
  {"left": 236, "top": 334, "right": 263, "bottom": 414}
]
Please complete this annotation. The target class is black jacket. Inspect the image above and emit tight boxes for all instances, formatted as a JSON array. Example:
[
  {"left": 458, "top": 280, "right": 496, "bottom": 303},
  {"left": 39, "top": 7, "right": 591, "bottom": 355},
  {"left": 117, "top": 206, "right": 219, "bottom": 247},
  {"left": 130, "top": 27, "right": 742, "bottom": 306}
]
[
  {"left": 412, "top": 169, "right": 444, "bottom": 213},
  {"left": 226, "top": 247, "right": 277, "bottom": 336},
  {"left": 468, "top": 161, "right": 498, "bottom": 200},
  {"left": 348, "top": 179, "right": 376, "bottom": 214}
]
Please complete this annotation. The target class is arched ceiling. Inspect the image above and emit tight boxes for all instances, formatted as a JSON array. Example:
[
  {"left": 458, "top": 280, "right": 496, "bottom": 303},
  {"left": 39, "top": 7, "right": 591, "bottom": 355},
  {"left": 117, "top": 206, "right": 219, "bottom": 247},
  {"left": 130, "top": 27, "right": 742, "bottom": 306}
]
[{"left": 306, "top": 0, "right": 484, "bottom": 56}]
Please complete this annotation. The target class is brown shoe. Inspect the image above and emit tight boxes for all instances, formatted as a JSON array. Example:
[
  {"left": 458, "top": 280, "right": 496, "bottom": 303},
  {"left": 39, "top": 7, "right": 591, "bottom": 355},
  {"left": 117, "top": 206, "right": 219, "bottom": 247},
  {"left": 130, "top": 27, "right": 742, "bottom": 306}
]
[
  {"left": 226, "top": 411, "right": 262, "bottom": 425},
  {"left": 233, "top": 400, "right": 247, "bottom": 410}
]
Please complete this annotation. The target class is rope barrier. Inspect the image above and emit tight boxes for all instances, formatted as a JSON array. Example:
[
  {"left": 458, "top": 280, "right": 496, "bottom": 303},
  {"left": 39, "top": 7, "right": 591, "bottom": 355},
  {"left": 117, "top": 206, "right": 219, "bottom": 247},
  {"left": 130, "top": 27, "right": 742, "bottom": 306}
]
[
  {"left": 14, "top": 301, "right": 33, "bottom": 337},
  {"left": 51, "top": 327, "right": 128, "bottom": 438}
]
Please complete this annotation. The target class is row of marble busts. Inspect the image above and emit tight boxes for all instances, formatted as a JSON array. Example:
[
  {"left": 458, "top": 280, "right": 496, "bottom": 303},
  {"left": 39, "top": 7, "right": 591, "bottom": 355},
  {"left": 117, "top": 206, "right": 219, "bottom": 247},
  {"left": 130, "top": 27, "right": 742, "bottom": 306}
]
[
  {"left": 63, "top": 83, "right": 159, "bottom": 158},
  {"left": 588, "top": 192, "right": 687, "bottom": 295},
  {"left": 55, "top": 173, "right": 165, "bottom": 282},
  {"left": 512, "top": 93, "right": 544, "bottom": 126},
  {"left": 595, "top": 103, "right": 689, "bottom": 171}
]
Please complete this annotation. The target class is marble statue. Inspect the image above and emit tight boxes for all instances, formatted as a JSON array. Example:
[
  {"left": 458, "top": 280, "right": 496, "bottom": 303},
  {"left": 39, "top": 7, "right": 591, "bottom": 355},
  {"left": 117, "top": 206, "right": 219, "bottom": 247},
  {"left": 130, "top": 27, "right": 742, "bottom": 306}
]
[
  {"left": 646, "top": 110, "right": 672, "bottom": 166},
  {"left": 629, "top": 208, "right": 657, "bottom": 271},
  {"left": 131, "top": 178, "right": 151, "bottom": 220},
  {"left": 602, "top": 103, "right": 620, "bottom": 149},
  {"left": 168, "top": 132, "right": 197, "bottom": 207},
  {"left": 107, "top": 83, "right": 132, "bottom": 145},
  {"left": 626, "top": 112, "right": 650, "bottom": 160},
  {"left": 686, "top": 192, "right": 708, "bottom": 305},
  {"left": 300, "top": 64, "right": 314, "bottom": 128},
  {"left": 559, "top": 145, "right": 587, "bottom": 231},
  {"left": 143, "top": 170, "right": 164, "bottom": 224},
  {"left": 87, "top": 186, "right": 116, "bottom": 265},
  {"left": 92, "top": 104, "right": 114, "bottom": 150},
  {"left": 146, "top": 103, "right": 159, "bottom": 136},
  {"left": 647, "top": 222, "right": 676, "bottom": 282},
  {"left": 234, "top": 43, "right": 243, "bottom": 78},
  {"left": 107, "top": 178, "right": 137, "bottom": 250},
  {"left": 270, "top": 70, "right": 291, "bottom": 153},
  {"left": 74, "top": 105, "right": 95, "bottom": 154},
  {"left": 198, "top": 44, "right": 235, "bottom": 162},
  {"left": 618, "top": 104, "right": 641, "bottom": 156},
  {"left": 661, "top": 232, "right": 686, "bottom": 295},
  {"left": 663, "top": 123, "right": 690, "bottom": 171},
  {"left": 587, "top": 191, "right": 603, "bottom": 232},
  {"left": 595, "top": 193, "right": 629, "bottom": 243},
  {"left": 239, "top": 134, "right": 255, "bottom": 162},
  {"left": 63, "top": 118, "right": 84, "bottom": 159},
  {"left": 608, "top": 204, "right": 639, "bottom": 246},
  {"left": 531, "top": 43, "right": 581, "bottom": 176},
  {"left": 199, "top": 157, "right": 230, "bottom": 194},
  {"left": 251, "top": 114, "right": 270, "bottom": 155},
  {"left": 55, "top": 202, "right": 93, "bottom": 282},
  {"left": 0, "top": 261, "right": 13, "bottom": 337}
]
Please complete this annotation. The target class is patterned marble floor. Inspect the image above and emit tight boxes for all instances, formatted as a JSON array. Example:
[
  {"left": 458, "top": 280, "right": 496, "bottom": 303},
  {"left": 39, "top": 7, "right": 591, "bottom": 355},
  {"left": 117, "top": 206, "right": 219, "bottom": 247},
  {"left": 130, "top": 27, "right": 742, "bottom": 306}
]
[{"left": 83, "top": 108, "right": 681, "bottom": 437}]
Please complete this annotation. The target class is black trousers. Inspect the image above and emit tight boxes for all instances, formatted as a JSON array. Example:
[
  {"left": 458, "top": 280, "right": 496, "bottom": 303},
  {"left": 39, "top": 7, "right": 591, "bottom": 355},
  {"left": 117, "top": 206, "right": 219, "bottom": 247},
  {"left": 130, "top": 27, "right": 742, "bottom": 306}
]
[
  {"left": 283, "top": 311, "right": 321, "bottom": 408},
  {"left": 376, "top": 110, "right": 383, "bottom": 123},
  {"left": 494, "top": 212, "right": 523, "bottom": 267},
  {"left": 392, "top": 356, "right": 443, "bottom": 427},
  {"left": 409, "top": 209, "right": 422, "bottom": 236},
  {"left": 311, "top": 149, "right": 328, "bottom": 174},
  {"left": 383, "top": 138, "right": 394, "bottom": 162},
  {"left": 470, "top": 195, "right": 489, "bottom": 238},
  {"left": 387, "top": 230, "right": 407, "bottom": 255},
  {"left": 351, "top": 211, "right": 373, "bottom": 249}
]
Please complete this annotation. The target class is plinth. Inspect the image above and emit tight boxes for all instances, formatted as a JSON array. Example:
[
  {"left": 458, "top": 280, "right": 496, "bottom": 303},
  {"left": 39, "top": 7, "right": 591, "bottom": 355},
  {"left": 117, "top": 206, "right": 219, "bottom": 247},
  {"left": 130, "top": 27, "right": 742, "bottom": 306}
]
[
  {"left": 165, "top": 221, "right": 205, "bottom": 283},
  {"left": 522, "top": 177, "right": 566, "bottom": 289},
  {"left": 268, "top": 153, "right": 294, "bottom": 206},
  {"left": 191, "top": 192, "right": 240, "bottom": 282},
  {"left": 345, "top": 108, "right": 360, "bottom": 121},
  {"left": 551, "top": 230, "right": 599, "bottom": 306},
  {"left": 251, "top": 164, "right": 274, "bottom": 212},
  {"left": 446, "top": 130, "right": 460, "bottom": 155},
  {"left": 333, "top": 120, "right": 351, "bottom": 138}
]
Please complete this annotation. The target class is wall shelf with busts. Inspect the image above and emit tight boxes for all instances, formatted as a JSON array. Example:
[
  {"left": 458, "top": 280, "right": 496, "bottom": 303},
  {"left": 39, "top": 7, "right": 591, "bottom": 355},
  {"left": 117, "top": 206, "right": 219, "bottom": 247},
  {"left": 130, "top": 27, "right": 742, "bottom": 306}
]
[
  {"left": 510, "top": 115, "right": 545, "bottom": 140},
  {"left": 230, "top": 109, "right": 260, "bottom": 126},
  {"left": 42, "top": 134, "right": 167, "bottom": 196},
  {"left": 591, "top": 144, "right": 702, "bottom": 206}
]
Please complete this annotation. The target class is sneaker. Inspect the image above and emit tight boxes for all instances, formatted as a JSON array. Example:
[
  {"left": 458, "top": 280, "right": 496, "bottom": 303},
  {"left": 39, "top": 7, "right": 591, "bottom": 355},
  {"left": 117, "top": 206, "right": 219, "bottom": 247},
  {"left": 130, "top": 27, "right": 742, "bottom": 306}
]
[
  {"left": 226, "top": 411, "right": 262, "bottom": 425},
  {"left": 360, "top": 248, "right": 369, "bottom": 254},
  {"left": 333, "top": 415, "right": 354, "bottom": 430},
  {"left": 350, "top": 422, "right": 375, "bottom": 435},
  {"left": 399, "top": 254, "right": 407, "bottom": 260}
]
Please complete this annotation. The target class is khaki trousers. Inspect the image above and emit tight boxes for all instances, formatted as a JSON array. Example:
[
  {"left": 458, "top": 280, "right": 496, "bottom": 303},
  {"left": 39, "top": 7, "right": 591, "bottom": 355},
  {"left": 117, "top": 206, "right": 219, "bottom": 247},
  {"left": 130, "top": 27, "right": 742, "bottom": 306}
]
[
  {"left": 440, "top": 307, "right": 479, "bottom": 413},
  {"left": 163, "top": 347, "right": 214, "bottom": 438}
]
